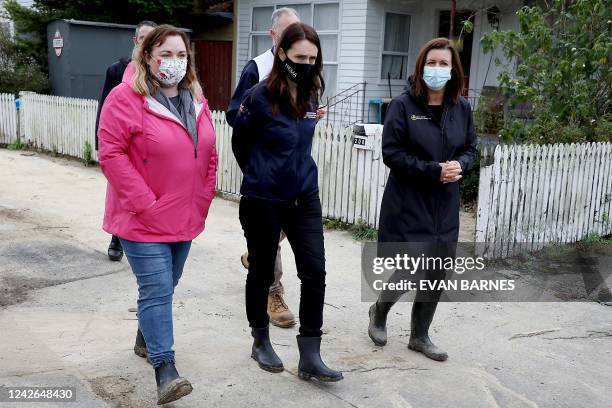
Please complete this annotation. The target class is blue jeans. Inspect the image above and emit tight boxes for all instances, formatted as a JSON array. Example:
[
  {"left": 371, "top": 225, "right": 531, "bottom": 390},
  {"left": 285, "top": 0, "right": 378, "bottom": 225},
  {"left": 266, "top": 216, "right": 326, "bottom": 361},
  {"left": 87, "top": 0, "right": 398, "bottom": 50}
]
[{"left": 120, "top": 239, "right": 192, "bottom": 368}]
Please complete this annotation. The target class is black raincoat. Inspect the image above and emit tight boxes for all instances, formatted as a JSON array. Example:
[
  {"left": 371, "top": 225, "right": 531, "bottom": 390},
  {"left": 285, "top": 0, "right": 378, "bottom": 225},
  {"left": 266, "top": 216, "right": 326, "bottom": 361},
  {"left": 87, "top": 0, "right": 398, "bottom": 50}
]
[{"left": 377, "top": 89, "right": 478, "bottom": 243}]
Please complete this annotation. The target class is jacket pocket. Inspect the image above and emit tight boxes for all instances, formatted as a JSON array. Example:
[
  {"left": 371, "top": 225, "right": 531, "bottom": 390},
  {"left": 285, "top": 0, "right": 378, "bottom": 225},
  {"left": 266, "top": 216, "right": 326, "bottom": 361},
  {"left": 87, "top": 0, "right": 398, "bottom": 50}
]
[{"left": 136, "top": 193, "right": 180, "bottom": 235}]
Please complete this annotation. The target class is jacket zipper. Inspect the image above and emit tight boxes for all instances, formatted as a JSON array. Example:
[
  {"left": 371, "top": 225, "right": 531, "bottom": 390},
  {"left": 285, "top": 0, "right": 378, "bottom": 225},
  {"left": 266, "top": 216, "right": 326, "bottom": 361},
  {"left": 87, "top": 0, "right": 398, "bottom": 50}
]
[
  {"left": 296, "top": 117, "right": 300, "bottom": 197},
  {"left": 424, "top": 102, "right": 448, "bottom": 238},
  {"left": 436, "top": 106, "right": 449, "bottom": 237}
]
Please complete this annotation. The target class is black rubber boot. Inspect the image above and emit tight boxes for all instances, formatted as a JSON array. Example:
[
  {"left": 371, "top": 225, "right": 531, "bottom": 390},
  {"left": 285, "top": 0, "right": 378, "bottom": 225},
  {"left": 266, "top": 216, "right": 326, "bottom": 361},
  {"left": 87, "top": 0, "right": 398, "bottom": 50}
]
[
  {"left": 368, "top": 301, "right": 394, "bottom": 346},
  {"left": 155, "top": 362, "right": 193, "bottom": 405},
  {"left": 134, "top": 329, "right": 152, "bottom": 365},
  {"left": 408, "top": 301, "right": 448, "bottom": 361},
  {"left": 251, "top": 327, "right": 283, "bottom": 373},
  {"left": 296, "top": 335, "right": 343, "bottom": 382},
  {"left": 107, "top": 235, "right": 123, "bottom": 261}
]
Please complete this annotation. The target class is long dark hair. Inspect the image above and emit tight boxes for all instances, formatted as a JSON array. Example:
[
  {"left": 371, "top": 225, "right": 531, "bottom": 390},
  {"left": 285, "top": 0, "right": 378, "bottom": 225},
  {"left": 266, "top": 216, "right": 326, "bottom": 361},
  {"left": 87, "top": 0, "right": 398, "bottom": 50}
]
[
  {"left": 411, "top": 37, "right": 464, "bottom": 104},
  {"left": 267, "top": 22, "right": 325, "bottom": 117}
]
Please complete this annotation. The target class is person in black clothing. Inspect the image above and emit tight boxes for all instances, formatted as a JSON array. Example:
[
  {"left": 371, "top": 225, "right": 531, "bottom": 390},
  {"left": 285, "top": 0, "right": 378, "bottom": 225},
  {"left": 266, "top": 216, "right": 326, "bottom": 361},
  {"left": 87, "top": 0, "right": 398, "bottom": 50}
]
[
  {"left": 367, "top": 37, "right": 478, "bottom": 361},
  {"left": 95, "top": 20, "right": 157, "bottom": 262},
  {"left": 232, "top": 22, "right": 343, "bottom": 382},
  {"left": 227, "top": 7, "right": 301, "bottom": 329}
]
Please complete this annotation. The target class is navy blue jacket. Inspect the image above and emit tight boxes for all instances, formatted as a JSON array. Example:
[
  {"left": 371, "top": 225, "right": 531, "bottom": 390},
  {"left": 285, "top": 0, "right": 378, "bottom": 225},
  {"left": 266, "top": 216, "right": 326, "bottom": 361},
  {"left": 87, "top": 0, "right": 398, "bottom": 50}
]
[
  {"left": 378, "top": 89, "right": 478, "bottom": 242},
  {"left": 226, "top": 60, "right": 260, "bottom": 127},
  {"left": 232, "top": 82, "right": 319, "bottom": 202}
]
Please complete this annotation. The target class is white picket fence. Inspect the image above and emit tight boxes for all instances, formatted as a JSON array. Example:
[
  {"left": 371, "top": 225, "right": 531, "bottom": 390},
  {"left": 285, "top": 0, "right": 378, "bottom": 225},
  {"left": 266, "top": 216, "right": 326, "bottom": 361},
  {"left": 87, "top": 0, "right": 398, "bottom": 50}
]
[
  {"left": 2, "top": 92, "right": 611, "bottom": 259},
  {"left": 212, "top": 110, "right": 388, "bottom": 226},
  {"left": 20, "top": 92, "right": 99, "bottom": 162},
  {"left": 476, "top": 143, "right": 612, "bottom": 258},
  {"left": 0, "top": 93, "right": 17, "bottom": 145}
]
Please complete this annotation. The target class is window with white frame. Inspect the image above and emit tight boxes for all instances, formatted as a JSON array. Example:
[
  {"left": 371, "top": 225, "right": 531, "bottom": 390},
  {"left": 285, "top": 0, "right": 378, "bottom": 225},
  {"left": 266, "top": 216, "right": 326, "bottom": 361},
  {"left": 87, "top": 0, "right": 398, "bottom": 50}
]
[
  {"left": 381, "top": 12, "right": 411, "bottom": 80},
  {"left": 250, "top": 3, "right": 339, "bottom": 97},
  {"left": 250, "top": 6, "right": 274, "bottom": 59}
]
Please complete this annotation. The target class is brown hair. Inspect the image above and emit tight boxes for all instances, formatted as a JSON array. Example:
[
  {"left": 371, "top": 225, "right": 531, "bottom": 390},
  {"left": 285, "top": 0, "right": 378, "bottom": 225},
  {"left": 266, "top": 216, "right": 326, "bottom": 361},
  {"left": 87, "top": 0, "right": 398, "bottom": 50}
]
[
  {"left": 266, "top": 22, "right": 325, "bottom": 117},
  {"left": 131, "top": 24, "right": 203, "bottom": 101},
  {"left": 411, "top": 37, "right": 464, "bottom": 104}
]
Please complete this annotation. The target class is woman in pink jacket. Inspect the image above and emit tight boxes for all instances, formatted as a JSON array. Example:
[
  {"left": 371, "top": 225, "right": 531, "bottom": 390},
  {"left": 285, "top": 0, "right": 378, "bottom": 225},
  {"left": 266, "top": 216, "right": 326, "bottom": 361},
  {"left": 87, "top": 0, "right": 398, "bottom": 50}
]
[{"left": 98, "top": 25, "right": 217, "bottom": 405}]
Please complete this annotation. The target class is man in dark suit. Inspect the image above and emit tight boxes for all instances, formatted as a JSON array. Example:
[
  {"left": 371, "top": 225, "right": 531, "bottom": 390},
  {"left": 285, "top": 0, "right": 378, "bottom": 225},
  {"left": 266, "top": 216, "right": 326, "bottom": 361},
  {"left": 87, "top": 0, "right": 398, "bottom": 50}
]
[{"left": 96, "top": 20, "right": 157, "bottom": 261}]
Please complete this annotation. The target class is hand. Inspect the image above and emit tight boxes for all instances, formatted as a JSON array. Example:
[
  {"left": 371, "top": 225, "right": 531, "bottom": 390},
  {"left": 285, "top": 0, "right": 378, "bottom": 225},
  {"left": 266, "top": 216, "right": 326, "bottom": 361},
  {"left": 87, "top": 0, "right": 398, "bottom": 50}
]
[
  {"left": 316, "top": 107, "right": 327, "bottom": 120},
  {"left": 440, "top": 161, "right": 462, "bottom": 183}
]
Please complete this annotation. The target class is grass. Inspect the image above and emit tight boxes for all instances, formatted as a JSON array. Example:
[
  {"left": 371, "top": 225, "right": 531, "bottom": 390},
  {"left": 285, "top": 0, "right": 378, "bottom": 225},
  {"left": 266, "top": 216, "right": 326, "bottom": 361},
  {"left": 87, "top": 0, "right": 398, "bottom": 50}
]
[
  {"left": 7, "top": 139, "right": 25, "bottom": 150},
  {"left": 83, "top": 141, "right": 94, "bottom": 167},
  {"left": 323, "top": 218, "right": 378, "bottom": 241}
]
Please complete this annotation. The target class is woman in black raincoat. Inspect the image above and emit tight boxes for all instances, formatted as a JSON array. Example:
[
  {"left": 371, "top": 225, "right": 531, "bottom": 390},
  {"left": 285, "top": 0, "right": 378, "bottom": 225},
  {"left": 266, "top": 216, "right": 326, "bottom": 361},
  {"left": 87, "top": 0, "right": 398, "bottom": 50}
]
[{"left": 367, "top": 38, "right": 478, "bottom": 361}]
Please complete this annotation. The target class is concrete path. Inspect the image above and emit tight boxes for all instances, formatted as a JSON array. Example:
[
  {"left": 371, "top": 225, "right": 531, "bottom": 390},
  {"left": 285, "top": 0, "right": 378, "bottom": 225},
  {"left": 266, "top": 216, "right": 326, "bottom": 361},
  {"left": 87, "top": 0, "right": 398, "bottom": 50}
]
[{"left": 0, "top": 149, "right": 610, "bottom": 408}]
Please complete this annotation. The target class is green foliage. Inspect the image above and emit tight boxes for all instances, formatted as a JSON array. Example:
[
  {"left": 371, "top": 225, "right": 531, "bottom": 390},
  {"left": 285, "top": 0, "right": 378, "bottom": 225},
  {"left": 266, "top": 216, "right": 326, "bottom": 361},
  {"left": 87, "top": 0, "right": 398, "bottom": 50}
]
[
  {"left": 481, "top": 0, "right": 612, "bottom": 143},
  {"left": 3, "top": 0, "right": 196, "bottom": 90},
  {"left": 0, "top": 10, "right": 48, "bottom": 93},
  {"left": 323, "top": 218, "right": 378, "bottom": 241},
  {"left": 83, "top": 141, "right": 93, "bottom": 166},
  {"left": 32, "top": 0, "right": 194, "bottom": 27},
  {"left": 7, "top": 138, "right": 25, "bottom": 150},
  {"left": 459, "top": 150, "right": 481, "bottom": 207},
  {"left": 323, "top": 218, "right": 351, "bottom": 231},
  {"left": 473, "top": 95, "right": 504, "bottom": 135},
  {"left": 350, "top": 220, "right": 378, "bottom": 241}
]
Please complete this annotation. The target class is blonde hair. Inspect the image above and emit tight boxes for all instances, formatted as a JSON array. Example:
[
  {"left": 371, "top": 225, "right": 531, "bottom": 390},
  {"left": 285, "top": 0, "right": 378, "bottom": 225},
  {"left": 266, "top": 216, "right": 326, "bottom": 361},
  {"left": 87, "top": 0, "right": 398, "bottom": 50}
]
[{"left": 131, "top": 25, "right": 203, "bottom": 102}]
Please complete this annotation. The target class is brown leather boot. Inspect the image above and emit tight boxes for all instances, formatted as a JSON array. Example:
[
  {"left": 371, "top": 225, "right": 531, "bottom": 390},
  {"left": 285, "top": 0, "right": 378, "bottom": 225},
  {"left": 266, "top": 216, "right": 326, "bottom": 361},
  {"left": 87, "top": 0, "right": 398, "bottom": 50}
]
[{"left": 267, "top": 289, "right": 295, "bottom": 328}]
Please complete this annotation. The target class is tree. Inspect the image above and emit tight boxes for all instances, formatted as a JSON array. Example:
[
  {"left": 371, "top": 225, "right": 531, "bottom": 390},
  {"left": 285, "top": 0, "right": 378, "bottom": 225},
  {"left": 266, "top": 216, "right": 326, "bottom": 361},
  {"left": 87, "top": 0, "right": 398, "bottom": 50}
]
[
  {"left": 32, "top": 0, "right": 194, "bottom": 27},
  {"left": 3, "top": 0, "right": 197, "bottom": 92},
  {"left": 0, "top": 24, "right": 48, "bottom": 94},
  {"left": 481, "top": 0, "right": 611, "bottom": 143}
]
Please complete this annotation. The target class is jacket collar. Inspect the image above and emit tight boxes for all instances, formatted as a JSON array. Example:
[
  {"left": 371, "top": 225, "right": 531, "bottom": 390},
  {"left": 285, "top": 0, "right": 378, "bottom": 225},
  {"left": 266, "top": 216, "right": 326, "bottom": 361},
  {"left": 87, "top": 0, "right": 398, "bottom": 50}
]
[{"left": 144, "top": 95, "right": 204, "bottom": 128}]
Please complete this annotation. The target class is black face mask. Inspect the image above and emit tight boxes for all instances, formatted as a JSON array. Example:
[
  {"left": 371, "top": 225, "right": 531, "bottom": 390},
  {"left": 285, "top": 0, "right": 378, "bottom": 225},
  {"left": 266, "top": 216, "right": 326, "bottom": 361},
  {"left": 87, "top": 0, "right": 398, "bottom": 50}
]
[{"left": 282, "top": 55, "right": 315, "bottom": 84}]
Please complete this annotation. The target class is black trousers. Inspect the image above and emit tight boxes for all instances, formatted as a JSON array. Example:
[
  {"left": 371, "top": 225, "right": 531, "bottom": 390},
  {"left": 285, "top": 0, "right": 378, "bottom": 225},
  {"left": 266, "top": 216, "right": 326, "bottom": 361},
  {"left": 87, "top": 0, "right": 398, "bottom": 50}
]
[{"left": 239, "top": 192, "right": 326, "bottom": 337}]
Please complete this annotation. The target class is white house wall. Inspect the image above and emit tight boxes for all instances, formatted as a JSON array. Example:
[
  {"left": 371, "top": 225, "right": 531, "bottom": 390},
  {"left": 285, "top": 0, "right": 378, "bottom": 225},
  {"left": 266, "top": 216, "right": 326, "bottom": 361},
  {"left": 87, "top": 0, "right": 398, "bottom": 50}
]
[
  {"left": 235, "top": 0, "right": 255, "bottom": 87},
  {"left": 362, "top": 0, "right": 520, "bottom": 103},
  {"left": 468, "top": 7, "right": 519, "bottom": 96},
  {"left": 235, "top": 0, "right": 369, "bottom": 97},
  {"left": 363, "top": 0, "right": 429, "bottom": 103},
  {"left": 334, "top": 0, "right": 369, "bottom": 102},
  {"left": 235, "top": 0, "right": 520, "bottom": 119}
]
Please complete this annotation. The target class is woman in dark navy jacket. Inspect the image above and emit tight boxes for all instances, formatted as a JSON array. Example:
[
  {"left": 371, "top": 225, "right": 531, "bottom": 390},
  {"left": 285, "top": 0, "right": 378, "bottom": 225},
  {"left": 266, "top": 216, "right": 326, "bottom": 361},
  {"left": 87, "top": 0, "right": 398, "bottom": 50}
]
[
  {"left": 368, "top": 38, "right": 478, "bottom": 361},
  {"left": 232, "top": 22, "right": 343, "bottom": 382}
]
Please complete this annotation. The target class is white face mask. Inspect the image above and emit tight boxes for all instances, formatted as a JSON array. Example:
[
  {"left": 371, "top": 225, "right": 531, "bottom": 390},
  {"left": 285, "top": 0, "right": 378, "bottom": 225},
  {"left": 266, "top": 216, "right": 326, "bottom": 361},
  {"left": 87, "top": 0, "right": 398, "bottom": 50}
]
[
  {"left": 154, "top": 58, "right": 187, "bottom": 87},
  {"left": 423, "top": 66, "right": 452, "bottom": 91}
]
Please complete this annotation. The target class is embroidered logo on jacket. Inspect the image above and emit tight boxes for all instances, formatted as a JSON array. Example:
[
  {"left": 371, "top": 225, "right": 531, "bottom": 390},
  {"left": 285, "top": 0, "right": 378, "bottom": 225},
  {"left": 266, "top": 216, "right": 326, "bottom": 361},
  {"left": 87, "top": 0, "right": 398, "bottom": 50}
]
[
  {"left": 410, "top": 114, "right": 431, "bottom": 121},
  {"left": 304, "top": 112, "right": 318, "bottom": 119}
]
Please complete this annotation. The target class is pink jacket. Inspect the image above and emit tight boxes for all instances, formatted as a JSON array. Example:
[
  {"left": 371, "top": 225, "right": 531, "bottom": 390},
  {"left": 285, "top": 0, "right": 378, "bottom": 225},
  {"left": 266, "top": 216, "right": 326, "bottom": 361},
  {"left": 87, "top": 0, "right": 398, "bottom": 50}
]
[{"left": 98, "top": 72, "right": 217, "bottom": 242}]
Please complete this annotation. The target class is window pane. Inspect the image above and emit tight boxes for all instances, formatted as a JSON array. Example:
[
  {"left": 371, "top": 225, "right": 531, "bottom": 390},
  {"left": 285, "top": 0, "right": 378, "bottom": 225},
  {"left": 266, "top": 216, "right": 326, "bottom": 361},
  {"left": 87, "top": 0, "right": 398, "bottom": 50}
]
[
  {"left": 251, "top": 35, "right": 272, "bottom": 59},
  {"left": 381, "top": 55, "right": 408, "bottom": 80},
  {"left": 252, "top": 7, "right": 274, "bottom": 31},
  {"left": 322, "top": 64, "right": 337, "bottom": 98},
  {"left": 319, "top": 34, "right": 338, "bottom": 62},
  {"left": 384, "top": 13, "right": 410, "bottom": 53},
  {"left": 284, "top": 4, "right": 312, "bottom": 25},
  {"left": 314, "top": 3, "right": 339, "bottom": 31}
]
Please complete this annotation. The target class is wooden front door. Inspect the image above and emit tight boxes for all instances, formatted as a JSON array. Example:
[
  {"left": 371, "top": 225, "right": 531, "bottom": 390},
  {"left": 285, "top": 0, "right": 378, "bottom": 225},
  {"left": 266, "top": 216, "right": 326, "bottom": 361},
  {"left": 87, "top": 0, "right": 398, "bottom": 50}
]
[{"left": 194, "top": 40, "right": 232, "bottom": 111}]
